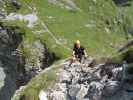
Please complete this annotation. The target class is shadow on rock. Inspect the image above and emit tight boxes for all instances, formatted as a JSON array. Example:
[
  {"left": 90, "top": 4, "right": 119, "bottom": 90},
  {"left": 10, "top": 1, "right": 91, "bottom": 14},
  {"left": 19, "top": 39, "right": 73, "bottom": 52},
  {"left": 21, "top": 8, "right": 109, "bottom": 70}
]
[
  {"left": 113, "top": 0, "right": 132, "bottom": 6},
  {"left": 0, "top": 23, "right": 25, "bottom": 100}
]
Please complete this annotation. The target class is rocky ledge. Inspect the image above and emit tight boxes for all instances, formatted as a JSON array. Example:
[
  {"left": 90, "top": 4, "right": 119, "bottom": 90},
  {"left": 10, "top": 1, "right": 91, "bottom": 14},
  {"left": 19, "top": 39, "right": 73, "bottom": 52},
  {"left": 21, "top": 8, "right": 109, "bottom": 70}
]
[{"left": 44, "top": 58, "right": 133, "bottom": 100}]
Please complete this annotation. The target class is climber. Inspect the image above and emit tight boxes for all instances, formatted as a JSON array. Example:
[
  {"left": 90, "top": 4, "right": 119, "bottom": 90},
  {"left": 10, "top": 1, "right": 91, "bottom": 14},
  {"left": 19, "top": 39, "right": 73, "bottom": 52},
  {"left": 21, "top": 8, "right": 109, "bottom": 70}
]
[{"left": 69, "top": 40, "right": 87, "bottom": 66}]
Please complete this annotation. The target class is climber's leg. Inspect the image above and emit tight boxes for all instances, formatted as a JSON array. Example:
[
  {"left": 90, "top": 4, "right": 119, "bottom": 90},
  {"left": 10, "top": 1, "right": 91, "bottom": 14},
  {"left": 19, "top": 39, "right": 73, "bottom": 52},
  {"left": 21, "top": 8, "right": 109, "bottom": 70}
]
[
  {"left": 78, "top": 55, "right": 86, "bottom": 64},
  {"left": 69, "top": 56, "right": 76, "bottom": 66}
]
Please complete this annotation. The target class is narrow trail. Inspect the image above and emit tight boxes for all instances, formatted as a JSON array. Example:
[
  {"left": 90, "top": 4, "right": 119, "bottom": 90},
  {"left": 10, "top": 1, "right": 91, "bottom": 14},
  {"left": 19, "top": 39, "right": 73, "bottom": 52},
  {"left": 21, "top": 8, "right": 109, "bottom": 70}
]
[{"left": 47, "top": 59, "right": 133, "bottom": 100}]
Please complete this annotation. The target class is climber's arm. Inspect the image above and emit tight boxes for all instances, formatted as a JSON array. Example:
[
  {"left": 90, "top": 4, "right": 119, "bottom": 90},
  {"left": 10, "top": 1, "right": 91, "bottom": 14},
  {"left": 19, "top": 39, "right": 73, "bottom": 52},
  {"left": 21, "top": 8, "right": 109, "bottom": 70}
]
[
  {"left": 72, "top": 50, "right": 75, "bottom": 57},
  {"left": 84, "top": 49, "right": 88, "bottom": 58}
]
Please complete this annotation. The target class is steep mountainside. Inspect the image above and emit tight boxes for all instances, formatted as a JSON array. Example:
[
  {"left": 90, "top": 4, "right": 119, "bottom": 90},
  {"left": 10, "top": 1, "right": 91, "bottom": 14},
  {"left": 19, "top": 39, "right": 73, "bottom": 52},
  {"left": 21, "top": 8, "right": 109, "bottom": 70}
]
[
  {"left": 9, "top": 0, "right": 133, "bottom": 58},
  {"left": 0, "top": 0, "right": 133, "bottom": 100}
]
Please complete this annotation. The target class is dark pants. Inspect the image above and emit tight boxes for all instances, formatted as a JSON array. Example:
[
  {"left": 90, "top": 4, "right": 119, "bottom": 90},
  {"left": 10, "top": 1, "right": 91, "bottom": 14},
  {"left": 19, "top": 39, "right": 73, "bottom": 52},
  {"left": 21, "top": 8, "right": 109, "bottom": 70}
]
[
  {"left": 69, "top": 55, "right": 85, "bottom": 66},
  {"left": 75, "top": 54, "right": 84, "bottom": 63}
]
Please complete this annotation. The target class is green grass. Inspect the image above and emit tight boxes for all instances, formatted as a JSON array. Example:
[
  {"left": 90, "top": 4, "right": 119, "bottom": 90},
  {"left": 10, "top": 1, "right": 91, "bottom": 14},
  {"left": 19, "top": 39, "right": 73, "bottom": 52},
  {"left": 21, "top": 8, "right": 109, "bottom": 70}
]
[{"left": 16, "top": 0, "right": 133, "bottom": 58}]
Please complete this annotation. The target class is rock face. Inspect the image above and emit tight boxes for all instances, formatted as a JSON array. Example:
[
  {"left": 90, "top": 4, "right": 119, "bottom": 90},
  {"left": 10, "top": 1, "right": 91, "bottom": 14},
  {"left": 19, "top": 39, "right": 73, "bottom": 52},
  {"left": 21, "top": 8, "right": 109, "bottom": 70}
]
[
  {"left": 6, "top": 13, "right": 38, "bottom": 28},
  {"left": 0, "top": 1, "right": 59, "bottom": 99},
  {"left": 0, "top": 22, "right": 24, "bottom": 100},
  {"left": 39, "top": 90, "right": 48, "bottom": 100},
  {"left": 0, "top": 1, "right": 26, "bottom": 100},
  {"left": 47, "top": 58, "right": 133, "bottom": 100},
  {"left": 48, "top": 0, "right": 80, "bottom": 11},
  {"left": 113, "top": 0, "right": 132, "bottom": 6}
]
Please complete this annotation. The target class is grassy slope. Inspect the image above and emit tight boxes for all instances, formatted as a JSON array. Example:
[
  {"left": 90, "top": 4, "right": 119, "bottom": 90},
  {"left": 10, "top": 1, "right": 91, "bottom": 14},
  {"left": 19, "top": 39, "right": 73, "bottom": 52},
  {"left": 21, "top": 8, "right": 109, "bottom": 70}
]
[
  {"left": 17, "top": 0, "right": 133, "bottom": 58},
  {"left": 12, "top": 0, "right": 133, "bottom": 100}
]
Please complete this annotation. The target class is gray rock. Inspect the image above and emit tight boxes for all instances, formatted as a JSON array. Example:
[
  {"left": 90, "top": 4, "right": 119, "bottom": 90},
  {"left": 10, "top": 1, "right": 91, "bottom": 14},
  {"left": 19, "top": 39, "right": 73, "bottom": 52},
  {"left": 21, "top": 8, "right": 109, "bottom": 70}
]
[
  {"left": 49, "top": 90, "right": 68, "bottom": 100},
  {"left": 39, "top": 90, "right": 48, "bottom": 100},
  {"left": 11, "top": 0, "right": 21, "bottom": 9},
  {"left": 102, "top": 81, "right": 121, "bottom": 96},
  {"left": 60, "top": 70, "right": 72, "bottom": 83},
  {"left": 68, "top": 84, "right": 80, "bottom": 99},
  {"left": 6, "top": 13, "right": 38, "bottom": 28},
  {"left": 86, "top": 81, "right": 104, "bottom": 100},
  {"left": 0, "top": 23, "right": 23, "bottom": 100},
  {"left": 48, "top": 56, "right": 133, "bottom": 100},
  {"left": 76, "top": 84, "right": 88, "bottom": 100},
  {"left": 48, "top": 0, "right": 57, "bottom": 4},
  {"left": 0, "top": 61, "right": 6, "bottom": 89}
]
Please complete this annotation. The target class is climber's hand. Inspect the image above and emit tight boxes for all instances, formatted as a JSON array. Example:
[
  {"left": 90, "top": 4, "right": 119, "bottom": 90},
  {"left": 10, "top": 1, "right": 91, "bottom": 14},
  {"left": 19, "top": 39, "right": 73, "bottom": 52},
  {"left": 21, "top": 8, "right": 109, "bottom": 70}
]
[{"left": 84, "top": 54, "right": 88, "bottom": 59}]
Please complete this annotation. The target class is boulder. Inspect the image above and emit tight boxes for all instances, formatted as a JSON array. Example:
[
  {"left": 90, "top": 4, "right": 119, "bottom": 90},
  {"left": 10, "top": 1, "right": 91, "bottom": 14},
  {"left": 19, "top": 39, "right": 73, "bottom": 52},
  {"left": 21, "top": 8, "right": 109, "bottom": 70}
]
[
  {"left": 102, "top": 81, "right": 121, "bottom": 96},
  {"left": 60, "top": 70, "right": 72, "bottom": 83},
  {"left": 11, "top": 0, "right": 21, "bottom": 9},
  {"left": 49, "top": 90, "right": 67, "bottom": 100},
  {"left": 86, "top": 81, "right": 104, "bottom": 99},
  {"left": 76, "top": 84, "right": 88, "bottom": 100},
  {"left": 68, "top": 84, "right": 81, "bottom": 99},
  {"left": 39, "top": 90, "right": 48, "bottom": 100}
]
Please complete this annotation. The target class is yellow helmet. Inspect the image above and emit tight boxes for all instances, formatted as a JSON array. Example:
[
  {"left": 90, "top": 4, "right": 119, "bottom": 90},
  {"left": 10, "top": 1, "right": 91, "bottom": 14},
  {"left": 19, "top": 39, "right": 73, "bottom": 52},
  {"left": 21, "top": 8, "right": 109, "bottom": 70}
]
[{"left": 76, "top": 40, "right": 80, "bottom": 44}]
